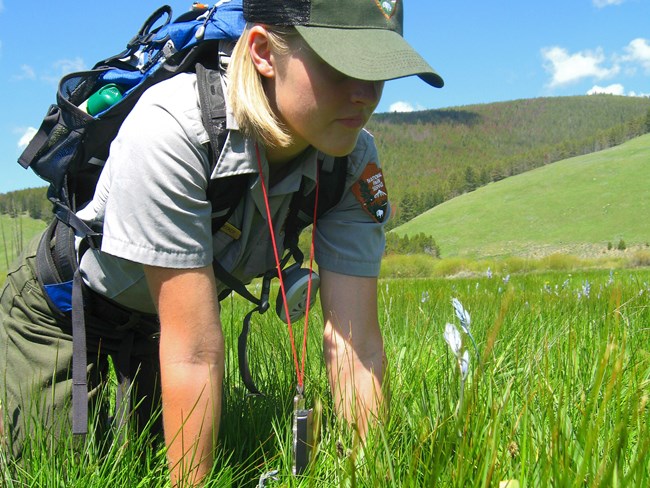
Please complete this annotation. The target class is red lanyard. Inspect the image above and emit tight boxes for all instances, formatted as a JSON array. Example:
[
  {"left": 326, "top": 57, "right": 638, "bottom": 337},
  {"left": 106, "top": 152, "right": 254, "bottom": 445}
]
[{"left": 254, "top": 143, "right": 319, "bottom": 393}]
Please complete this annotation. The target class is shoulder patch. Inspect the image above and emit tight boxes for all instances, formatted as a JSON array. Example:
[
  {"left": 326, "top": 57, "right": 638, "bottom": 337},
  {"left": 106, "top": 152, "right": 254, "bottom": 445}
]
[{"left": 351, "top": 162, "right": 389, "bottom": 223}]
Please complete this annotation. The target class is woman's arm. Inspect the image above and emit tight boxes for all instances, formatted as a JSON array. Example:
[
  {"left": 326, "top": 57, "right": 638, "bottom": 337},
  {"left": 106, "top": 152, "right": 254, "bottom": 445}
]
[
  {"left": 144, "top": 264, "right": 223, "bottom": 487},
  {"left": 319, "top": 269, "right": 388, "bottom": 439}
]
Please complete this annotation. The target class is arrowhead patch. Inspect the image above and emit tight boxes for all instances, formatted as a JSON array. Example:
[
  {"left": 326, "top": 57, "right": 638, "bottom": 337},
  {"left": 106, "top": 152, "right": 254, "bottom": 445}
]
[
  {"left": 351, "top": 162, "right": 389, "bottom": 223},
  {"left": 375, "top": 0, "right": 398, "bottom": 19}
]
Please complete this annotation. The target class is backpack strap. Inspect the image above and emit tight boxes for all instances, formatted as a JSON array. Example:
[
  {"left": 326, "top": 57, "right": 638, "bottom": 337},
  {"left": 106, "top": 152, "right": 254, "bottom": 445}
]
[
  {"left": 70, "top": 268, "right": 88, "bottom": 436},
  {"left": 196, "top": 62, "right": 228, "bottom": 171},
  {"left": 34, "top": 219, "right": 89, "bottom": 436},
  {"left": 195, "top": 61, "right": 251, "bottom": 237},
  {"left": 196, "top": 61, "right": 260, "bottom": 301}
]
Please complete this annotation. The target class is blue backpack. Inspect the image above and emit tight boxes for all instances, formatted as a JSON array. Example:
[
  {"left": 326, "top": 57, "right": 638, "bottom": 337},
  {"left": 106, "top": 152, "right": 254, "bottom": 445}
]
[{"left": 19, "top": 2, "right": 245, "bottom": 238}]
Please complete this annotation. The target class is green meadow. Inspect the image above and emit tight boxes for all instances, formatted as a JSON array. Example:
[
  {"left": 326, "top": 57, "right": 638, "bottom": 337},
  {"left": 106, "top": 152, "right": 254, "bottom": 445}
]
[{"left": 2, "top": 269, "right": 649, "bottom": 486}]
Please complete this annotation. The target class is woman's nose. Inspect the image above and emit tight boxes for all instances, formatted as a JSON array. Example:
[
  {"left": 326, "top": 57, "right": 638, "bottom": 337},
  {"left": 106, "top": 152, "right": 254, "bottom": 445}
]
[{"left": 350, "top": 80, "right": 384, "bottom": 106}]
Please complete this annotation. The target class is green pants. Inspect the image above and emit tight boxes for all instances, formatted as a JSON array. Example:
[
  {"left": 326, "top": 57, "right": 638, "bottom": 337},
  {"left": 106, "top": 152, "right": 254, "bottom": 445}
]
[{"left": 1, "top": 233, "right": 162, "bottom": 458}]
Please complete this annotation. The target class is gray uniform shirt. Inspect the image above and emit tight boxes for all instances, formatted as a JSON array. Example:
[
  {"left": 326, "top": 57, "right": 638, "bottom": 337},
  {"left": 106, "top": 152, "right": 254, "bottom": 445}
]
[{"left": 77, "top": 73, "right": 388, "bottom": 314}]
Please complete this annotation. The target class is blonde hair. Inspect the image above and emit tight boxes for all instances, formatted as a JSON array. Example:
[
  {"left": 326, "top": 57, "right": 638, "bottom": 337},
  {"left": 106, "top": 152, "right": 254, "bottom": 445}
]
[{"left": 228, "top": 24, "right": 298, "bottom": 149}]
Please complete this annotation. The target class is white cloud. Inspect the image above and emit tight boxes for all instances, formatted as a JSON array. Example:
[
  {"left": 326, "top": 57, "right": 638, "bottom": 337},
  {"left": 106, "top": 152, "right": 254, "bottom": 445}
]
[
  {"left": 587, "top": 84, "right": 650, "bottom": 98},
  {"left": 542, "top": 46, "right": 619, "bottom": 87},
  {"left": 387, "top": 101, "right": 427, "bottom": 112},
  {"left": 53, "top": 57, "right": 86, "bottom": 74},
  {"left": 11, "top": 64, "right": 37, "bottom": 81},
  {"left": 17, "top": 127, "right": 38, "bottom": 150},
  {"left": 389, "top": 101, "right": 415, "bottom": 112},
  {"left": 10, "top": 57, "right": 87, "bottom": 85},
  {"left": 587, "top": 84, "right": 625, "bottom": 95},
  {"left": 624, "top": 38, "right": 650, "bottom": 71},
  {"left": 593, "top": 0, "right": 625, "bottom": 7},
  {"left": 41, "top": 57, "right": 86, "bottom": 84}
]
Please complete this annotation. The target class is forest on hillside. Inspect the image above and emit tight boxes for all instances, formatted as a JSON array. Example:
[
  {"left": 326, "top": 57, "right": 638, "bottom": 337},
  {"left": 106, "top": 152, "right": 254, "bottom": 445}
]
[
  {"left": 2, "top": 95, "right": 650, "bottom": 231},
  {"left": 368, "top": 94, "right": 650, "bottom": 229},
  {"left": 0, "top": 186, "right": 50, "bottom": 221}
]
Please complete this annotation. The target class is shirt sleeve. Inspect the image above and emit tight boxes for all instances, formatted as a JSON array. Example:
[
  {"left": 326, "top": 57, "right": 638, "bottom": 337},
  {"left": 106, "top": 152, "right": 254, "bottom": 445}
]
[
  {"left": 100, "top": 74, "right": 214, "bottom": 269},
  {"left": 314, "top": 130, "right": 388, "bottom": 277}
]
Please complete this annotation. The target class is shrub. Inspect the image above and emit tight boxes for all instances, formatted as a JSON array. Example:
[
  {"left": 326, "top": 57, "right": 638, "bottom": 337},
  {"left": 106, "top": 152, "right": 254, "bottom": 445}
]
[
  {"left": 541, "top": 253, "right": 582, "bottom": 271},
  {"left": 617, "top": 239, "right": 627, "bottom": 251},
  {"left": 630, "top": 250, "right": 650, "bottom": 267},
  {"left": 385, "top": 232, "right": 440, "bottom": 257},
  {"left": 501, "top": 256, "right": 533, "bottom": 274},
  {"left": 432, "top": 257, "right": 471, "bottom": 277},
  {"left": 379, "top": 254, "right": 437, "bottom": 278}
]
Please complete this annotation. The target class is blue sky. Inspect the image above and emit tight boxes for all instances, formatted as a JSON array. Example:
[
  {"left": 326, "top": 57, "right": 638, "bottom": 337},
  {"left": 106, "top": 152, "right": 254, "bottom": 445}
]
[{"left": 1, "top": 0, "right": 649, "bottom": 192}]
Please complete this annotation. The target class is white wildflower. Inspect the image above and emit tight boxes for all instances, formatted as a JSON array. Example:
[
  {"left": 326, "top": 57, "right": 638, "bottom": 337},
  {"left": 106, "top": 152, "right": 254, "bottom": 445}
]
[
  {"left": 444, "top": 323, "right": 462, "bottom": 356},
  {"left": 460, "top": 350, "right": 470, "bottom": 380},
  {"left": 452, "top": 298, "right": 471, "bottom": 334},
  {"left": 451, "top": 297, "right": 479, "bottom": 362},
  {"left": 582, "top": 280, "right": 591, "bottom": 298},
  {"left": 444, "top": 299, "right": 478, "bottom": 429}
]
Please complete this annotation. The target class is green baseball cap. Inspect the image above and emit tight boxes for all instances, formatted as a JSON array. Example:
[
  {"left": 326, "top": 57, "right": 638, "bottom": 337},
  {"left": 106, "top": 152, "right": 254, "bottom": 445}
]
[{"left": 243, "top": 0, "right": 444, "bottom": 88}]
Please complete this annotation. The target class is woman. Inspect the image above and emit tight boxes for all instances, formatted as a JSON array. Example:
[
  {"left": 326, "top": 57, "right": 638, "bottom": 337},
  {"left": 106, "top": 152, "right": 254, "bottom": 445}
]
[{"left": 1, "top": 0, "right": 443, "bottom": 485}]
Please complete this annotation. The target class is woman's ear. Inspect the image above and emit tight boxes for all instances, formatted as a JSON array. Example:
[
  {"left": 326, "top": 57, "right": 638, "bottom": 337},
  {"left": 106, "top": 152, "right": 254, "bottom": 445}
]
[{"left": 247, "top": 25, "right": 275, "bottom": 78}]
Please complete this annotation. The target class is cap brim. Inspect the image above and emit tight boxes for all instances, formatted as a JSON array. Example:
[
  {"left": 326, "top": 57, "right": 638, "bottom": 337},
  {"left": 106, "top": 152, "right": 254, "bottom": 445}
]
[{"left": 295, "top": 25, "right": 444, "bottom": 88}]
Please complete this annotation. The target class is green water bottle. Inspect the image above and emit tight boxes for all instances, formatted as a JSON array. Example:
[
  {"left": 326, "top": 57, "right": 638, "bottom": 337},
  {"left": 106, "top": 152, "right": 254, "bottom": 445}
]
[{"left": 83, "top": 84, "right": 123, "bottom": 116}]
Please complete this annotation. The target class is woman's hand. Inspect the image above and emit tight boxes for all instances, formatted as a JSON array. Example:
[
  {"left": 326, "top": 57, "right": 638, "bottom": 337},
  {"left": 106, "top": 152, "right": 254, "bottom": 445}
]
[{"left": 144, "top": 264, "right": 223, "bottom": 487}]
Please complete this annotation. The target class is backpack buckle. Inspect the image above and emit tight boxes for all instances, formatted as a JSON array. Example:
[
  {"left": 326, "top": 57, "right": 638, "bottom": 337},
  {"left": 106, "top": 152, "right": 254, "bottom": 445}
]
[{"left": 85, "top": 232, "right": 103, "bottom": 250}]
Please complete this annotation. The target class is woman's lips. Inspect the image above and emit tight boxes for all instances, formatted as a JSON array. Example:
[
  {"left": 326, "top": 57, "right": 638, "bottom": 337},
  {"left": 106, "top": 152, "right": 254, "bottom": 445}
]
[{"left": 337, "top": 115, "right": 366, "bottom": 129}]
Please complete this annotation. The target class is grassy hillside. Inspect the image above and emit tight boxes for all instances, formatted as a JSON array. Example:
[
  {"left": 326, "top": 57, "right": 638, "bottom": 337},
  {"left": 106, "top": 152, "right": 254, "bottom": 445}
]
[
  {"left": 394, "top": 133, "right": 650, "bottom": 259},
  {"left": 369, "top": 95, "right": 650, "bottom": 228}
]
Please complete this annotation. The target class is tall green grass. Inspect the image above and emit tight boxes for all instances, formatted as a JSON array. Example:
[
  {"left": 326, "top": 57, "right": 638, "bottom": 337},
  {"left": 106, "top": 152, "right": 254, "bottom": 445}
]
[
  {"left": 0, "top": 213, "right": 47, "bottom": 283},
  {"left": 2, "top": 269, "right": 649, "bottom": 486}
]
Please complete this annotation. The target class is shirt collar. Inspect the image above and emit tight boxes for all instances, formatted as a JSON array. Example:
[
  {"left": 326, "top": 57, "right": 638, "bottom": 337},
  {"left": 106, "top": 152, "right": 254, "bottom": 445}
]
[
  {"left": 209, "top": 129, "right": 259, "bottom": 179},
  {"left": 210, "top": 129, "right": 323, "bottom": 196}
]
